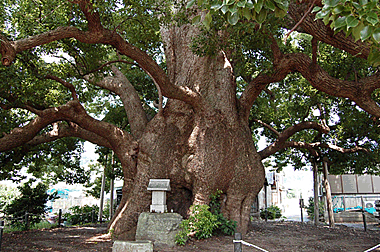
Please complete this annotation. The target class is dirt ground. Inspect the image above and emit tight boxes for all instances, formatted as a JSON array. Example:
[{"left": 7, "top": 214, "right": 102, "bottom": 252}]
[{"left": 1, "top": 221, "right": 380, "bottom": 252}]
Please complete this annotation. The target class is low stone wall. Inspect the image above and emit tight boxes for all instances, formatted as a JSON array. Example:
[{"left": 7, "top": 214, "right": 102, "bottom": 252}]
[{"left": 334, "top": 211, "right": 379, "bottom": 223}]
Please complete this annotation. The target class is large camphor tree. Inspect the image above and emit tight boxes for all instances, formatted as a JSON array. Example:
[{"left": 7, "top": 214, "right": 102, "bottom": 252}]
[{"left": 1, "top": 0, "right": 380, "bottom": 239}]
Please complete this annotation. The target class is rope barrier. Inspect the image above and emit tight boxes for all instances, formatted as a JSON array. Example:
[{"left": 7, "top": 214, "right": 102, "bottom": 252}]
[
  {"left": 364, "top": 243, "right": 380, "bottom": 252},
  {"left": 233, "top": 240, "right": 270, "bottom": 252}
]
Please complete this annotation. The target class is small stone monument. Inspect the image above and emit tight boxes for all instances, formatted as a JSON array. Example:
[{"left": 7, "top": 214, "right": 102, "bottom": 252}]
[
  {"left": 134, "top": 179, "right": 183, "bottom": 248},
  {"left": 112, "top": 240, "right": 153, "bottom": 252},
  {"left": 147, "top": 179, "right": 171, "bottom": 213}
]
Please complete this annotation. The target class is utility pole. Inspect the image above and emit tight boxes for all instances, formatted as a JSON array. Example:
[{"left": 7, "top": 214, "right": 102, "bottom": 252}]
[
  {"left": 322, "top": 157, "right": 335, "bottom": 227},
  {"left": 98, "top": 153, "right": 107, "bottom": 223},
  {"left": 312, "top": 159, "right": 319, "bottom": 226},
  {"left": 109, "top": 151, "right": 115, "bottom": 220}
]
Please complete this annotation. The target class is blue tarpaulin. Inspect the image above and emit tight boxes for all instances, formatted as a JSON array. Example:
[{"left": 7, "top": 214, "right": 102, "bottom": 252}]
[{"left": 333, "top": 206, "right": 376, "bottom": 214}]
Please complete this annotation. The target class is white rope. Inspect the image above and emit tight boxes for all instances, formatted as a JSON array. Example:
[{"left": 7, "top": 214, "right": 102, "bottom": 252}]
[
  {"left": 364, "top": 243, "right": 380, "bottom": 252},
  {"left": 233, "top": 240, "right": 270, "bottom": 252}
]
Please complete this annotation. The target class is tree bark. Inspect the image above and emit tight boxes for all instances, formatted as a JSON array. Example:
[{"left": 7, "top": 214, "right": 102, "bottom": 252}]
[{"left": 322, "top": 157, "right": 335, "bottom": 228}]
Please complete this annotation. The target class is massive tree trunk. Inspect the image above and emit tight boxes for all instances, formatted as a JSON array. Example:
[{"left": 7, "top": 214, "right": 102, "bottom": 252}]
[{"left": 108, "top": 23, "right": 265, "bottom": 240}]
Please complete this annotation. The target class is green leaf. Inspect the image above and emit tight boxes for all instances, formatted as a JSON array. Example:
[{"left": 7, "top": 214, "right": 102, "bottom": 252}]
[
  {"left": 312, "top": 6, "right": 322, "bottom": 13},
  {"left": 325, "top": 0, "right": 341, "bottom": 8},
  {"left": 221, "top": 5, "right": 229, "bottom": 14},
  {"left": 352, "top": 22, "right": 365, "bottom": 41},
  {"left": 256, "top": 9, "right": 267, "bottom": 24},
  {"left": 228, "top": 4, "right": 238, "bottom": 14},
  {"left": 346, "top": 15, "right": 359, "bottom": 28},
  {"left": 226, "top": 0, "right": 235, "bottom": 5},
  {"left": 372, "top": 28, "right": 380, "bottom": 43},
  {"left": 242, "top": 8, "right": 253, "bottom": 20},
  {"left": 203, "top": 12, "right": 212, "bottom": 30},
  {"left": 211, "top": 1, "right": 223, "bottom": 10},
  {"left": 315, "top": 10, "right": 330, "bottom": 20},
  {"left": 274, "top": 8, "right": 287, "bottom": 18},
  {"left": 352, "top": 2, "right": 361, "bottom": 10},
  {"left": 360, "top": 26, "right": 372, "bottom": 41},
  {"left": 237, "top": 0, "right": 247, "bottom": 8},
  {"left": 264, "top": 0, "right": 275, "bottom": 11},
  {"left": 186, "top": 0, "right": 196, "bottom": 9},
  {"left": 359, "top": 0, "right": 368, "bottom": 6},
  {"left": 366, "top": 12, "right": 379, "bottom": 26},
  {"left": 255, "top": 0, "right": 263, "bottom": 14},
  {"left": 246, "top": 0, "right": 254, "bottom": 8},
  {"left": 227, "top": 11, "right": 239, "bottom": 25},
  {"left": 332, "top": 5, "right": 345, "bottom": 14},
  {"left": 334, "top": 16, "right": 347, "bottom": 29},
  {"left": 192, "top": 15, "right": 201, "bottom": 25}
]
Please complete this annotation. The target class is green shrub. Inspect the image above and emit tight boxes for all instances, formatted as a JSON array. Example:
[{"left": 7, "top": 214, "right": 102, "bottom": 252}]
[
  {"left": 64, "top": 204, "right": 99, "bottom": 225},
  {"left": 209, "top": 189, "right": 236, "bottom": 236},
  {"left": 4, "top": 180, "right": 57, "bottom": 230},
  {"left": 175, "top": 190, "right": 236, "bottom": 245},
  {"left": 306, "top": 197, "right": 324, "bottom": 221},
  {"left": 260, "top": 205, "right": 282, "bottom": 220}
]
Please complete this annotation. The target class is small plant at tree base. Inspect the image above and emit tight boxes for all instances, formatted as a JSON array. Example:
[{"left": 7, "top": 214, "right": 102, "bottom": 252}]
[
  {"left": 260, "top": 205, "right": 282, "bottom": 220},
  {"left": 175, "top": 190, "right": 236, "bottom": 245},
  {"left": 209, "top": 189, "right": 236, "bottom": 236}
]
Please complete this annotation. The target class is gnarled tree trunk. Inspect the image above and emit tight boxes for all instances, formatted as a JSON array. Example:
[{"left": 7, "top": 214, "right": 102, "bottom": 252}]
[{"left": 108, "top": 23, "right": 265, "bottom": 240}]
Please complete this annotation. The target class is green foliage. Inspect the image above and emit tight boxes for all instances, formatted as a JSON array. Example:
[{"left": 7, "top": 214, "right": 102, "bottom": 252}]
[
  {"left": 175, "top": 190, "right": 236, "bottom": 245},
  {"left": 187, "top": 0, "right": 288, "bottom": 28},
  {"left": 64, "top": 204, "right": 99, "bottom": 226},
  {"left": 208, "top": 189, "right": 236, "bottom": 236},
  {"left": 175, "top": 204, "right": 219, "bottom": 245},
  {"left": 260, "top": 205, "right": 282, "bottom": 219},
  {"left": 4, "top": 180, "right": 57, "bottom": 230},
  {"left": 306, "top": 197, "right": 325, "bottom": 221},
  {"left": 0, "top": 185, "right": 19, "bottom": 214},
  {"left": 313, "top": 0, "right": 380, "bottom": 66},
  {"left": 3, "top": 220, "right": 54, "bottom": 233}
]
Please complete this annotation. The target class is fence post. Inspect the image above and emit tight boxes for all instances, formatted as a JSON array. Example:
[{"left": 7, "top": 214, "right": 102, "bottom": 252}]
[
  {"left": 299, "top": 198, "right": 304, "bottom": 223},
  {"left": 361, "top": 196, "right": 367, "bottom": 232},
  {"left": 91, "top": 210, "right": 95, "bottom": 223},
  {"left": 58, "top": 209, "right": 62, "bottom": 227},
  {"left": 362, "top": 211, "right": 367, "bottom": 232},
  {"left": 0, "top": 220, "right": 4, "bottom": 252},
  {"left": 25, "top": 212, "right": 29, "bottom": 230},
  {"left": 234, "top": 233, "right": 242, "bottom": 252}
]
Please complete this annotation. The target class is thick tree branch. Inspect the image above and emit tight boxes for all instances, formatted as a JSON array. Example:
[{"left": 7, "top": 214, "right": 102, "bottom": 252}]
[
  {"left": 84, "top": 65, "right": 148, "bottom": 139},
  {"left": 0, "top": 100, "right": 136, "bottom": 154},
  {"left": 240, "top": 48, "right": 380, "bottom": 120},
  {"left": 260, "top": 140, "right": 369, "bottom": 160},
  {"left": 258, "top": 121, "right": 330, "bottom": 159},
  {"left": 26, "top": 122, "right": 112, "bottom": 149}
]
